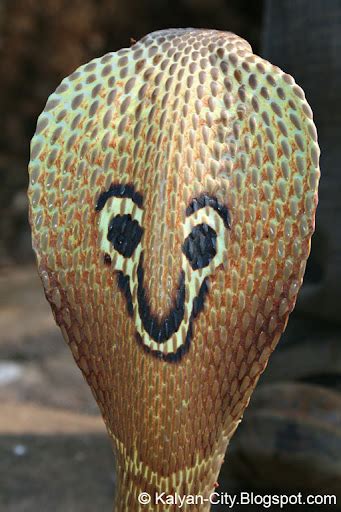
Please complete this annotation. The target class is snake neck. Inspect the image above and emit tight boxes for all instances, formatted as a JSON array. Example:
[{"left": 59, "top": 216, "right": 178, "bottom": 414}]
[
  {"left": 111, "top": 429, "right": 234, "bottom": 512},
  {"left": 113, "top": 467, "right": 215, "bottom": 512}
]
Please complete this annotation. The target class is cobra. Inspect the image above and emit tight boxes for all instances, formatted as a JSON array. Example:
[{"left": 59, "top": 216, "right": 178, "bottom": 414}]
[{"left": 28, "top": 29, "right": 319, "bottom": 511}]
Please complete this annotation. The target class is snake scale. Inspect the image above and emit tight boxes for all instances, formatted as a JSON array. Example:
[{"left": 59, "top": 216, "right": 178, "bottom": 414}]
[{"left": 28, "top": 29, "right": 319, "bottom": 510}]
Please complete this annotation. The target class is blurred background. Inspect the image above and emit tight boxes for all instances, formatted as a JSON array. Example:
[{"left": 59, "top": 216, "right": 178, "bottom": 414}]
[{"left": 0, "top": 0, "right": 340, "bottom": 510}]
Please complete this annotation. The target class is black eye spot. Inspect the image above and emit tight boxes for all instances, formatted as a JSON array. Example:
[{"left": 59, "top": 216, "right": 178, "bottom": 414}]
[
  {"left": 107, "top": 214, "right": 143, "bottom": 257},
  {"left": 182, "top": 223, "right": 217, "bottom": 270}
]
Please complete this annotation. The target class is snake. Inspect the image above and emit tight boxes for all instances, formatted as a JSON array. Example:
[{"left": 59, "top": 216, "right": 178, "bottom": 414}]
[{"left": 28, "top": 28, "right": 319, "bottom": 511}]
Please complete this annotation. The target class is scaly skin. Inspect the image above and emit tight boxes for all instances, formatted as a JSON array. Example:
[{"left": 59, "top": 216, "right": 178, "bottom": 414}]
[{"left": 28, "top": 29, "right": 319, "bottom": 511}]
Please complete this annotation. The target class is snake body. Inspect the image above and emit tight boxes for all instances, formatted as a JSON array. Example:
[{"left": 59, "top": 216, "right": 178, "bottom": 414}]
[{"left": 28, "top": 29, "right": 319, "bottom": 510}]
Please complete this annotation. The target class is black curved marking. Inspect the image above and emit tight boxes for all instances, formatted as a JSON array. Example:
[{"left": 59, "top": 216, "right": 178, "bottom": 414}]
[
  {"left": 135, "top": 278, "right": 209, "bottom": 362},
  {"left": 96, "top": 183, "right": 143, "bottom": 211},
  {"left": 117, "top": 271, "right": 134, "bottom": 317},
  {"left": 191, "top": 278, "right": 209, "bottom": 320},
  {"left": 182, "top": 223, "right": 217, "bottom": 270},
  {"left": 186, "top": 194, "right": 231, "bottom": 229},
  {"left": 96, "top": 185, "right": 231, "bottom": 362},
  {"left": 137, "top": 252, "right": 185, "bottom": 343}
]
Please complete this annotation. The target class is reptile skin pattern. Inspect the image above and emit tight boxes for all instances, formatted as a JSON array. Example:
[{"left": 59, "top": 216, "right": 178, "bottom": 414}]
[{"left": 28, "top": 29, "right": 319, "bottom": 511}]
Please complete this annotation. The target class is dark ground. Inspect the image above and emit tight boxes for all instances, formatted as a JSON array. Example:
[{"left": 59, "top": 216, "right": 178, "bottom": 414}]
[{"left": 0, "top": 266, "right": 115, "bottom": 511}]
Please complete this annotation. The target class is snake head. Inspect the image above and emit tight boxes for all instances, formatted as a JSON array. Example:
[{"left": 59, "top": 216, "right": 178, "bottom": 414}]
[{"left": 28, "top": 29, "right": 319, "bottom": 510}]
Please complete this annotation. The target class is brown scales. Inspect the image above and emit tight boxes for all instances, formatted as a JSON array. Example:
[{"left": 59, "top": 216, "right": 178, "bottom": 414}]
[{"left": 28, "top": 28, "right": 319, "bottom": 510}]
